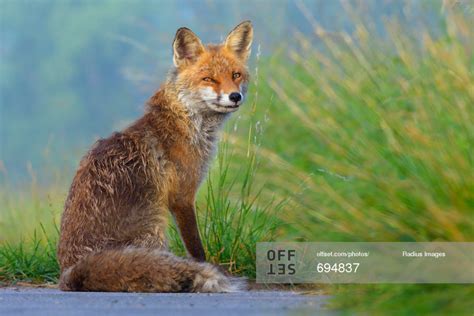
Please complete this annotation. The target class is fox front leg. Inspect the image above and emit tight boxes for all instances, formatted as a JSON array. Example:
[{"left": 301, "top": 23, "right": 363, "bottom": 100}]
[{"left": 170, "top": 202, "right": 206, "bottom": 261}]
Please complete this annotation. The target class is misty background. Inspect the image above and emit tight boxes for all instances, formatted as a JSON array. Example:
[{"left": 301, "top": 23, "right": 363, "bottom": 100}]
[{"left": 0, "top": 0, "right": 444, "bottom": 183}]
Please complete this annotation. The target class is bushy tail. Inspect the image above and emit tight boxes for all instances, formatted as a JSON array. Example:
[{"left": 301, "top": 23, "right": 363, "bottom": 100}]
[{"left": 59, "top": 247, "right": 245, "bottom": 293}]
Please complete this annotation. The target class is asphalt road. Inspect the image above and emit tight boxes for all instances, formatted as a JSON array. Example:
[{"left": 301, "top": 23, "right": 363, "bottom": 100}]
[{"left": 0, "top": 287, "right": 333, "bottom": 316}]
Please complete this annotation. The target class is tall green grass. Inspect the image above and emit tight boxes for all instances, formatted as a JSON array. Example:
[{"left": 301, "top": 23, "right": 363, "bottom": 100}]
[
  {"left": 0, "top": 226, "right": 59, "bottom": 284},
  {"left": 237, "top": 4, "right": 473, "bottom": 315},
  {"left": 235, "top": 1, "right": 474, "bottom": 243}
]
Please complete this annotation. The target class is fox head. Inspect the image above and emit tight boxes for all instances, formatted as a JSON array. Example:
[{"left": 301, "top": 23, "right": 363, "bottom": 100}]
[{"left": 171, "top": 21, "right": 253, "bottom": 114}]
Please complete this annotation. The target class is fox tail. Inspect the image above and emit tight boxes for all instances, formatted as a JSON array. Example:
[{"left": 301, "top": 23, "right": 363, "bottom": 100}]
[{"left": 59, "top": 247, "right": 244, "bottom": 293}]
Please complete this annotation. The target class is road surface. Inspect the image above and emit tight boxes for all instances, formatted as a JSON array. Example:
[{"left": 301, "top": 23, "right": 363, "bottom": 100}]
[{"left": 0, "top": 287, "right": 333, "bottom": 316}]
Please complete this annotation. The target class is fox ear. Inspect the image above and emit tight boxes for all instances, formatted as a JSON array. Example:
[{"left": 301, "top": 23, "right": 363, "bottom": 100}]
[
  {"left": 224, "top": 21, "right": 253, "bottom": 61},
  {"left": 173, "top": 27, "right": 205, "bottom": 67}
]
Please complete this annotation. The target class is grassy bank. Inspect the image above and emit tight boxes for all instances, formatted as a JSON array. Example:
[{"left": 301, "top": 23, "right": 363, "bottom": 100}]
[
  {"left": 253, "top": 7, "right": 473, "bottom": 243},
  {"left": 246, "top": 6, "right": 473, "bottom": 315}
]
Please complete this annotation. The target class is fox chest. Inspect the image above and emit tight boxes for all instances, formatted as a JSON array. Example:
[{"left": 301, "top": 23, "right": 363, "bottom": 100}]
[{"left": 168, "top": 140, "right": 216, "bottom": 195}]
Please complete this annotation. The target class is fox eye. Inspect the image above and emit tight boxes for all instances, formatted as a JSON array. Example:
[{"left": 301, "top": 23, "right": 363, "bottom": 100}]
[
  {"left": 202, "top": 77, "right": 214, "bottom": 82},
  {"left": 232, "top": 72, "right": 241, "bottom": 79}
]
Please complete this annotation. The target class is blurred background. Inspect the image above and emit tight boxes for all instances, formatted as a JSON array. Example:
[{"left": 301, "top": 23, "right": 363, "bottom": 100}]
[
  {"left": 0, "top": 0, "right": 448, "bottom": 181},
  {"left": 1, "top": 0, "right": 473, "bottom": 314}
]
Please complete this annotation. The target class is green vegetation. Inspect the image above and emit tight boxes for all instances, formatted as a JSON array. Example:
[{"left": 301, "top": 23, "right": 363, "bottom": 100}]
[
  {"left": 247, "top": 7, "right": 473, "bottom": 315},
  {"left": 253, "top": 9, "right": 474, "bottom": 243},
  {"left": 0, "top": 226, "right": 58, "bottom": 284},
  {"left": 1, "top": 1, "right": 473, "bottom": 315}
]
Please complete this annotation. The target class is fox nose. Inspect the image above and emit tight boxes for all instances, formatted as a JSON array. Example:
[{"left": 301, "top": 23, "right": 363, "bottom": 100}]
[{"left": 229, "top": 92, "right": 242, "bottom": 103}]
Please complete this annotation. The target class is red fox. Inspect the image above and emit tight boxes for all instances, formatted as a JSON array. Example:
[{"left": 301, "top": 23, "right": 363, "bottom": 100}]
[{"left": 57, "top": 21, "right": 253, "bottom": 292}]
